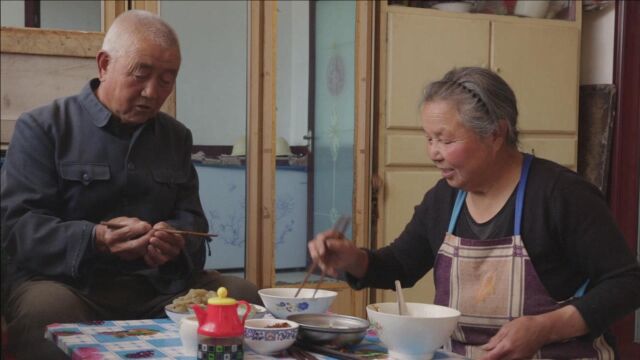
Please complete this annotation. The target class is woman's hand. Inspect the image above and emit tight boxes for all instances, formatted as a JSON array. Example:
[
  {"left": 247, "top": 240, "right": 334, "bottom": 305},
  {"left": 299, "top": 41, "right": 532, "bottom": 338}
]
[
  {"left": 95, "top": 217, "right": 152, "bottom": 260},
  {"left": 478, "top": 315, "right": 549, "bottom": 359},
  {"left": 479, "top": 305, "right": 588, "bottom": 360},
  {"left": 307, "top": 229, "right": 368, "bottom": 278},
  {"left": 144, "top": 222, "right": 185, "bottom": 267}
]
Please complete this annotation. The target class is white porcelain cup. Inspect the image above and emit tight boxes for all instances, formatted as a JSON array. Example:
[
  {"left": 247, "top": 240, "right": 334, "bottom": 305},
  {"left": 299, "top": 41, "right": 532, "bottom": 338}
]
[
  {"left": 514, "top": 0, "right": 549, "bottom": 18},
  {"left": 179, "top": 316, "right": 199, "bottom": 356}
]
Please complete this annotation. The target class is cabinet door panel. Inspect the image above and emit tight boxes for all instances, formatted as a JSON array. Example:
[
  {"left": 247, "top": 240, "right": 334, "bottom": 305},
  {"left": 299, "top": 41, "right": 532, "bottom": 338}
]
[
  {"left": 519, "top": 136, "right": 577, "bottom": 169},
  {"left": 386, "top": 133, "right": 430, "bottom": 166},
  {"left": 380, "top": 170, "right": 441, "bottom": 304},
  {"left": 492, "top": 22, "right": 580, "bottom": 133},
  {"left": 387, "top": 12, "right": 490, "bottom": 129}
]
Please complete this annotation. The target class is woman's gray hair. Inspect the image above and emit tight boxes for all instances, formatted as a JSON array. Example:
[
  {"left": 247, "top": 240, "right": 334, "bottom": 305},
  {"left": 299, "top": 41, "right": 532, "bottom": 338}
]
[
  {"left": 102, "top": 10, "right": 180, "bottom": 59},
  {"left": 422, "top": 67, "right": 519, "bottom": 146}
]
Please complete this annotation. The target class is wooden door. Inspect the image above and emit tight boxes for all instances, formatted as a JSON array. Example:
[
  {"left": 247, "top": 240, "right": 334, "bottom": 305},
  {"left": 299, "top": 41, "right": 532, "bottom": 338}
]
[{"left": 375, "top": 5, "right": 490, "bottom": 304}]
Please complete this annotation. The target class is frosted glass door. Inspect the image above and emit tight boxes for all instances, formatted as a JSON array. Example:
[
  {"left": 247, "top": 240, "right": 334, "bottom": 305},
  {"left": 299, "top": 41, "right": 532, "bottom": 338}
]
[
  {"left": 311, "top": 1, "right": 356, "bottom": 238},
  {"left": 274, "top": 0, "right": 356, "bottom": 284},
  {"left": 161, "top": 1, "right": 248, "bottom": 276}
]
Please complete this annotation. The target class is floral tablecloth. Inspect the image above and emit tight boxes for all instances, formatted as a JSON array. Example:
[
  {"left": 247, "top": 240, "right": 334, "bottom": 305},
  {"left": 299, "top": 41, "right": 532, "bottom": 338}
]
[
  {"left": 46, "top": 318, "right": 335, "bottom": 360},
  {"left": 45, "top": 318, "right": 463, "bottom": 360}
]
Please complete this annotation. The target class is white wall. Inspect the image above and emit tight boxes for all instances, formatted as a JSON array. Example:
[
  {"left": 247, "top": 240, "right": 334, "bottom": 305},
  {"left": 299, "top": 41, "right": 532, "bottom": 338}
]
[
  {"left": 0, "top": 0, "right": 101, "bottom": 31},
  {"left": 40, "top": 0, "right": 101, "bottom": 32},
  {"left": 161, "top": 1, "right": 309, "bottom": 147},
  {"left": 0, "top": 0, "right": 24, "bottom": 27},
  {"left": 580, "top": 6, "right": 615, "bottom": 84},
  {"left": 160, "top": 1, "right": 248, "bottom": 146},
  {"left": 276, "top": 1, "right": 310, "bottom": 146}
]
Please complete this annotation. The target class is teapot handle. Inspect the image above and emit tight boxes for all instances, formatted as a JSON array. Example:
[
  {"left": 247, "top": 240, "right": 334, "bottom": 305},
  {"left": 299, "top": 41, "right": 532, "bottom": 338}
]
[{"left": 238, "top": 300, "right": 251, "bottom": 324}]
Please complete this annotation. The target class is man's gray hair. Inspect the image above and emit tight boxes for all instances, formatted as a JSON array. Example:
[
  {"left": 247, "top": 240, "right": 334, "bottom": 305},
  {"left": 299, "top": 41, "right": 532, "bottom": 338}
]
[
  {"left": 102, "top": 10, "right": 180, "bottom": 59},
  {"left": 422, "top": 67, "right": 519, "bottom": 146}
]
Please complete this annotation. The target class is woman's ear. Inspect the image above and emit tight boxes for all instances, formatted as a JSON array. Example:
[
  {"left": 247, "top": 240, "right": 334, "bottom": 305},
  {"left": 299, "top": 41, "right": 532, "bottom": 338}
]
[
  {"left": 96, "top": 51, "right": 110, "bottom": 81},
  {"left": 491, "top": 120, "right": 509, "bottom": 148}
]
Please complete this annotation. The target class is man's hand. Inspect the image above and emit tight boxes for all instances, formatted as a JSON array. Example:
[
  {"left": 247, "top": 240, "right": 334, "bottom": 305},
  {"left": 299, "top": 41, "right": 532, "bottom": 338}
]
[
  {"left": 143, "top": 222, "right": 185, "bottom": 268},
  {"left": 95, "top": 217, "right": 152, "bottom": 260}
]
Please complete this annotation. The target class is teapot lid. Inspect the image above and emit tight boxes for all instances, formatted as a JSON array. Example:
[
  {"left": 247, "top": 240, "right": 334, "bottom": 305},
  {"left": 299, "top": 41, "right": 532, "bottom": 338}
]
[{"left": 207, "top": 287, "right": 237, "bottom": 305}]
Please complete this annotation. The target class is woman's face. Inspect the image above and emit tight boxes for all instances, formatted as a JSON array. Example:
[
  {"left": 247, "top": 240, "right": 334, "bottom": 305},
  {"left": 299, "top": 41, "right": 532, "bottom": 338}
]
[{"left": 421, "top": 100, "right": 498, "bottom": 191}]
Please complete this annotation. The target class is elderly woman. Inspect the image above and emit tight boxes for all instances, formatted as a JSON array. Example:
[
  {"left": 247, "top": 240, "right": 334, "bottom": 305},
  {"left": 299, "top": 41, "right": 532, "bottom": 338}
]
[{"left": 308, "top": 67, "right": 640, "bottom": 359}]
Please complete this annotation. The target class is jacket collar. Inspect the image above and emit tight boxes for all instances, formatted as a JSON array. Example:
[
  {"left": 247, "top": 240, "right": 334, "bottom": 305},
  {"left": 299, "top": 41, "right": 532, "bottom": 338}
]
[{"left": 79, "top": 78, "right": 112, "bottom": 128}]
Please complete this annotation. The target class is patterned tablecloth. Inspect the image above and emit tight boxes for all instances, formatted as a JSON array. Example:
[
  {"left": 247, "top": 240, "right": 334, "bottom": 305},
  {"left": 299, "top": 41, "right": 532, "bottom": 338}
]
[{"left": 45, "top": 318, "right": 464, "bottom": 360}]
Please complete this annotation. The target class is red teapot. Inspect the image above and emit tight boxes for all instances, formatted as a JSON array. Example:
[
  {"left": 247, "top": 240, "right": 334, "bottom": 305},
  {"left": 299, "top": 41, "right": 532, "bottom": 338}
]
[{"left": 192, "top": 287, "right": 250, "bottom": 338}]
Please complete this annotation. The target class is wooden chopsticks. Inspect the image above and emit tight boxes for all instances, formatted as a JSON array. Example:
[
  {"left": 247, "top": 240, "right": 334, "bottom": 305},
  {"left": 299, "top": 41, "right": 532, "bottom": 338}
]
[
  {"left": 295, "top": 215, "right": 352, "bottom": 298},
  {"left": 99, "top": 221, "right": 217, "bottom": 238},
  {"left": 288, "top": 345, "right": 319, "bottom": 360},
  {"left": 295, "top": 260, "right": 318, "bottom": 298}
]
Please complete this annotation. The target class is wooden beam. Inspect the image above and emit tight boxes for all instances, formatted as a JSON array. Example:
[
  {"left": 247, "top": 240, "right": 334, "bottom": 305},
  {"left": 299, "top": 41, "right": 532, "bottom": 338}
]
[
  {"left": 130, "top": 0, "right": 158, "bottom": 14},
  {"left": 246, "top": 0, "right": 264, "bottom": 288},
  {"left": 353, "top": 0, "right": 374, "bottom": 319},
  {"left": 0, "top": 26, "right": 103, "bottom": 58},
  {"left": 260, "top": 0, "right": 278, "bottom": 288},
  {"left": 102, "top": 0, "right": 127, "bottom": 32}
]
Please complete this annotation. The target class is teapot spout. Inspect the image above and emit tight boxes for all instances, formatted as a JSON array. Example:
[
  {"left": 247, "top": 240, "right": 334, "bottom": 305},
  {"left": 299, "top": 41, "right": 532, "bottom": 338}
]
[{"left": 192, "top": 304, "right": 206, "bottom": 325}]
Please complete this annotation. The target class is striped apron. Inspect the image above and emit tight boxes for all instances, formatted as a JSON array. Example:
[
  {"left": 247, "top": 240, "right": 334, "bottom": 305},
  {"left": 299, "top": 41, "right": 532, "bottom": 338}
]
[{"left": 433, "top": 154, "right": 614, "bottom": 359}]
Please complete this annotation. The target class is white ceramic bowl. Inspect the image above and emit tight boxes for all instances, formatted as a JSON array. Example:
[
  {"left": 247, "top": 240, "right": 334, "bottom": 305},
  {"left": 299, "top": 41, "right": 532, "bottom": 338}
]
[
  {"left": 231, "top": 137, "right": 247, "bottom": 156},
  {"left": 243, "top": 318, "right": 299, "bottom": 355},
  {"left": 239, "top": 304, "right": 268, "bottom": 320},
  {"left": 165, "top": 305, "right": 192, "bottom": 323},
  {"left": 258, "top": 288, "right": 338, "bottom": 319},
  {"left": 366, "top": 302, "right": 461, "bottom": 360},
  {"left": 432, "top": 2, "right": 473, "bottom": 13}
]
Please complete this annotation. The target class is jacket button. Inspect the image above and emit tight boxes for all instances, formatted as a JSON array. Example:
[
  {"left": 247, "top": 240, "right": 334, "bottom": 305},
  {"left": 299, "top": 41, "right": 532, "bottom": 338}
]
[
  {"left": 82, "top": 173, "right": 90, "bottom": 181},
  {"left": 127, "top": 162, "right": 135, "bottom": 170}
]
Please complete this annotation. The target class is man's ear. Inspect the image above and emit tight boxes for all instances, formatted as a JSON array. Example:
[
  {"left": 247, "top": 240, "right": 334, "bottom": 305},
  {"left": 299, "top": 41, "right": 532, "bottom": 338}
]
[{"left": 96, "top": 51, "right": 110, "bottom": 81}]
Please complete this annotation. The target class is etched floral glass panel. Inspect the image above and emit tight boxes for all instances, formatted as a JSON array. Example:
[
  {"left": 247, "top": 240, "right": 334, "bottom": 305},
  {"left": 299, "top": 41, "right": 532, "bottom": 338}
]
[{"left": 275, "top": 0, "right": 356, "bottom": 285}]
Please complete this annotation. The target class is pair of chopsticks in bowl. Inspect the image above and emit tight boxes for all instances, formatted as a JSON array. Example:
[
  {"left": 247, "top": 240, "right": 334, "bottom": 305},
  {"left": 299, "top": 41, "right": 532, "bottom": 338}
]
[
  {"left": 295, "top": 214, "right": 352, "bottom": 298},
  {"left": 100, "top": 221, "right": 217, "bottom": 238}
]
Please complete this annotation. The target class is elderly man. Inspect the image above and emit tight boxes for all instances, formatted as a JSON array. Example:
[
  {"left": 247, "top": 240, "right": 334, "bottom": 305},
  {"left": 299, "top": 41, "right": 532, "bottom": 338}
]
[{"left": 1, "top": 10, "right": 259, "bottom": 359}]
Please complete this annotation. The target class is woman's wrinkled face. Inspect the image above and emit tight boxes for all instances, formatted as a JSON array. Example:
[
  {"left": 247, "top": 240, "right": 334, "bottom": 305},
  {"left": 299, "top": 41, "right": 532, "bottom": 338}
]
[
  {"left": 97, "top": 41, "right": 180, "bottom": 125},
  {"left": 421, "top": 100, "right": 496, "bottom": 191}
]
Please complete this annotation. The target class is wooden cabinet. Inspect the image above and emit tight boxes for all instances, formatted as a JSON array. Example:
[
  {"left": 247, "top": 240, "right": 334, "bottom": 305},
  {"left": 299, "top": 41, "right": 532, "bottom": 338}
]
[
  {"left": 492, "top": 22, "right": 580, "bottom": 133},
  {"left": 375, "top": 4, "right": 582, "bottom": 304},
  {"left": 386, "top": 13, "right": 490, "bottom": 130}
]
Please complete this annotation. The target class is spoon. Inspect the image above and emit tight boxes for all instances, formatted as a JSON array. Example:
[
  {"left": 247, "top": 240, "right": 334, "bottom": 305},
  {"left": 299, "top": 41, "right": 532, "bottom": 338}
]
[{"left": 394, "top": 280, "right": 409, "bottom": 316}]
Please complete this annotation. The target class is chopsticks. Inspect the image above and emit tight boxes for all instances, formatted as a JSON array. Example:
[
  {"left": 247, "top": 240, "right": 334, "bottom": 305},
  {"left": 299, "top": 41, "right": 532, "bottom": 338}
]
[
  {"left": 295, "top": 260, "right": 319, "bottom": 298},
  {"left": 288, "top": 345, "right": 319, "bottom": 360},
  {"left": 99, "top": 221, "right": 218, "bottom": 238},
  {"left": 295, "top": 215, "right": 352, "bottom": 298},
  {"left": 295, "top": 341, "right": 362, "bottom": 360}
]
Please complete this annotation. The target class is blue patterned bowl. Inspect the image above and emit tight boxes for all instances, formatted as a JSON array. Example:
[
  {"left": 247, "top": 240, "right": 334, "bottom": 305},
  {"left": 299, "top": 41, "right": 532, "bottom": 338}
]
[
  {"left": 258, "top": 288, "right": 337, "bottom": 319},
  {"left": 243, "top": 318, "right": 299, "bottom": 354}
]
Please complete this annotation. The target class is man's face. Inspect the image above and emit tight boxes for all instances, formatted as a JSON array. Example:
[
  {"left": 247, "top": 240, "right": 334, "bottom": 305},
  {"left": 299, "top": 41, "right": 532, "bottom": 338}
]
[{"left": 97, "top": 41, "right": 180, "bottom": 125}]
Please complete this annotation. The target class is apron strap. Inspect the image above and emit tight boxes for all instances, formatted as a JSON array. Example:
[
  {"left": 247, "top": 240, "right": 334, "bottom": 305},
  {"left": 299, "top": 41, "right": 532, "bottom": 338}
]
[
  {"left": 448, "top": 153, "right": 533, "bottom": 235},
  {"left": 514, "top": 153, "right": 533, "bottom": 236},
  {"left": 574, "top": 279, "right": 590, "bottom": 298},
  {"left": 448, "top": 190, "right": 467, "bottom": 233}
]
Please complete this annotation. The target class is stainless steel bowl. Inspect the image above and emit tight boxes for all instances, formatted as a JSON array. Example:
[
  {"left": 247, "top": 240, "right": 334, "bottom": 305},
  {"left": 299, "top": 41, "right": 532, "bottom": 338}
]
[{"left": 286, "top": 313, "right": 369, "bottom": 347}]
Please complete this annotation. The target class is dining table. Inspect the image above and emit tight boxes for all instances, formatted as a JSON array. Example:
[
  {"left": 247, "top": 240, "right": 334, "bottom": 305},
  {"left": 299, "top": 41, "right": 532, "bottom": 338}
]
[{"left": 45, "top": 318, "right": 466, "bottom": 360}]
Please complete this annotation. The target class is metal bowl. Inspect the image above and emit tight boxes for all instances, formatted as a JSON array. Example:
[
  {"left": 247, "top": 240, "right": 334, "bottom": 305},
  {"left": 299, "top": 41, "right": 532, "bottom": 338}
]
[{"left": 286, "top": 313, "right": 369, "bottom": 347}]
